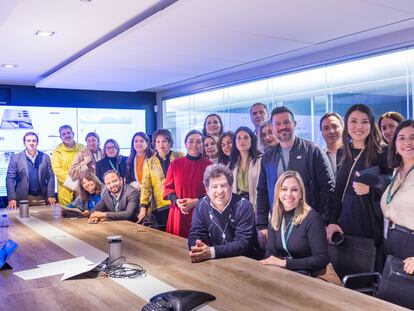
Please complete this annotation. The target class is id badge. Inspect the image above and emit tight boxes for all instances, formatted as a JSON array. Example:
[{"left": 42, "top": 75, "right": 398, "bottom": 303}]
[{"left": 383, "top": 218, "right": 389, "bottom": 239}]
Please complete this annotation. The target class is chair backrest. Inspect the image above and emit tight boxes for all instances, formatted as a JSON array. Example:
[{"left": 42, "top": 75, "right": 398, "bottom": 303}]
[
  {"left": 377, "top": 255, "right": 414, "bottom": 309},
  {"left": 328, "top": 235, "right": 376, "bottom": 279}
]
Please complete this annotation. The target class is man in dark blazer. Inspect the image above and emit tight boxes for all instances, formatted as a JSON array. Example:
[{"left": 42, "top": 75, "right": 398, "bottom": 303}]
[
  {"left": 88, "top": 170, "right": 139, "bottom": 223},
  {"left": 6, "top": 132, "right": 56, "bottom": 208}
]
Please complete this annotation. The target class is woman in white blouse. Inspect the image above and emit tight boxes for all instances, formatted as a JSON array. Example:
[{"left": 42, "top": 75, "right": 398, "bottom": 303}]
[{"left": 381, "top": 119, "right": 414, "bottom": 274}]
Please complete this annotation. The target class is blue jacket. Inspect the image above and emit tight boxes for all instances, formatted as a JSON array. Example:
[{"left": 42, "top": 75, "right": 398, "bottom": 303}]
[{"left": 256, "top": 137, "right": 335, "bottom": 229}]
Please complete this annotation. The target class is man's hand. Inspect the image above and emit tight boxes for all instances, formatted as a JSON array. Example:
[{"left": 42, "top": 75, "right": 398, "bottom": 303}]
[
  {"left": 47, "top": 198, "right": 56, "bottom": 206},
  {"left": 89, "top": 211, "right": 106, "bottom": 220},
  {"left": 87, "top": 217, "right": 100, "bottom": 224},
  {"left": 190, "top": 239, "right": 211, "bottom": 263},
  {"left": 7, "top": 200, "right": 17, "bottom": 209}
]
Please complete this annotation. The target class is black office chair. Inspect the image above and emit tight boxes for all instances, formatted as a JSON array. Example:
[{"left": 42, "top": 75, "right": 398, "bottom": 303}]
[
  {"left": 328, "top": 235, "right": 380, "bottom": 294},
  {"left": 376, "top": 255, "right": 414, "bottom": 309}
]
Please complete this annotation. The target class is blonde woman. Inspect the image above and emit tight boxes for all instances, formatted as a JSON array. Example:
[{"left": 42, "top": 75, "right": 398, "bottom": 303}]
[{"left": 260, "top": 170, "right": 329, "bottom": 273}]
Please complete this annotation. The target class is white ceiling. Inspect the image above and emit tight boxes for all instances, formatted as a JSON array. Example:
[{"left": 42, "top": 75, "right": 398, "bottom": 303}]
[{"left": 1, "top": 0, "right": 414, "bottom": 93}]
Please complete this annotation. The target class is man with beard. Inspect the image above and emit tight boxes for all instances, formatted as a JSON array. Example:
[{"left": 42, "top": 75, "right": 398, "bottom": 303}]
[
  {"left": 256, "top": 106, "right": 335, "bottom": 246},
  {"left": 88, "top": 170, "right": 139, "bottom": 223},
  {"left": 320, "top": 112, "right": 343, "bottom": 176}
]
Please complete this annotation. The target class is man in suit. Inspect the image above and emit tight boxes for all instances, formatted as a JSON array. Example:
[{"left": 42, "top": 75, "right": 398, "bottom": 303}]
[
  {"left": 6, "top": 132, "right": 56, "bottom": 208},
  {"left": 88, "top": 170, "right": 139, "bottom": 223}
]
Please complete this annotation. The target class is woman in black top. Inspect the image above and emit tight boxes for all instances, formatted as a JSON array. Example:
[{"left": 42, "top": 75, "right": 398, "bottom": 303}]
[
  {"left": 260, "top": 170, "right": 329, "bottom": 273},
  {"left": 95, "top": 139, "right": 127, "bottom": 183},
  {"left": 327, "top": 104, "right": 391, "bottom": 271}
]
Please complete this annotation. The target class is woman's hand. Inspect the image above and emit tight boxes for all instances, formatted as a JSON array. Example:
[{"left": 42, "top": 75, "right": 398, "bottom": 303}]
[
  {"left": 403, "top": 257, "right": 414, "bottom": 274},
  {"left": 326, "top": 224, "right": 343, "bottom": 242},
  {"left": 260, "top": 255, "right": 286, "bottom": 268},
  {"left": 258, "top": 229, "right": 268, "bottom": 248},
  {"left": 353, "top": 171, "right": 370, "bottom": 195},
  {"left": 177, "top": 198, "right": 198, "bottom": 214},
  {"left": 136, "top": 207, "right": 147, "bottom": 224}
]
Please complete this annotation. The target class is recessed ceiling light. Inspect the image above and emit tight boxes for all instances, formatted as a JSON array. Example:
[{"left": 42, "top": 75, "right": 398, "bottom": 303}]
[
  {"left": 35, "top": 30, "right": 55, "bottom": 37},
  {"left": 1, "top": 64, "right": 18, "bottom": 68},
  {"left": 80, "top": 0, "right": 92, "bottom": 2}
]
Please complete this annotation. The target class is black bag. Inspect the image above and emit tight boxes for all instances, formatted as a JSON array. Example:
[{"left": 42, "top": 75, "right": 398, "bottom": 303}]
[{"left": 377, "top": 255, "right": 414, "bottom": 309}]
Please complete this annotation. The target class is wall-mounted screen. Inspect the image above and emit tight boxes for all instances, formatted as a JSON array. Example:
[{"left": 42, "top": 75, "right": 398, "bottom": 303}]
[{"left": 0, "top": 106, "right": 146, "bottom": 197}]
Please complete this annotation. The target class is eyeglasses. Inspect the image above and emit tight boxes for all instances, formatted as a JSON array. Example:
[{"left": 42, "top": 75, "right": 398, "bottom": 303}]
[{"left": 106, "top": 146, "right": 117, "bottom": 150}]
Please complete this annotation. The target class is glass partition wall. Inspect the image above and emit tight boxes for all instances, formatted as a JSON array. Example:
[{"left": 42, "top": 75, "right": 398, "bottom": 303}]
[{"left": 163, "top": 48, "right": 413, "bottom": 152}]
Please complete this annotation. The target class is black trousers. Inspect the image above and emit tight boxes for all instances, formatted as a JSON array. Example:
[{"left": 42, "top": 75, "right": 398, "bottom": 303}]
[{"left": 385, "top": 227, "right": 414, "bottom": 260}]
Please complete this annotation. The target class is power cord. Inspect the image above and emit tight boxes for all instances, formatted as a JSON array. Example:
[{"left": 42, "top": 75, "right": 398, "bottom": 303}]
[{"left": 95, "top": 256, "right": 146, "bottom": 279}]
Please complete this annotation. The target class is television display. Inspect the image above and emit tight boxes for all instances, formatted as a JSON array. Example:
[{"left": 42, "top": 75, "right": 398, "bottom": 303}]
[{"left": 0, "top": 106, "right": 146, "bottom": 196}]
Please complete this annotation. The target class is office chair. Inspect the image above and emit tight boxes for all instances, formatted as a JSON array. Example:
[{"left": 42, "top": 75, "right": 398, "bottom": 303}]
[{"left": 328, "top": 235, "right": 380, "bottom": 294}]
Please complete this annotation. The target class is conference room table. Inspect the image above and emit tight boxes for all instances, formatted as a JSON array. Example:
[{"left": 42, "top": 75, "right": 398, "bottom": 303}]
[{"left": 0, "top": 207, "right": 408, "bottom": 311}]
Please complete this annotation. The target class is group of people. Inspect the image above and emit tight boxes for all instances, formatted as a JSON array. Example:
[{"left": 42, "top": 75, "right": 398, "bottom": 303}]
[{"left": 5, "top": 103, "right": 414, "bottom": 286}]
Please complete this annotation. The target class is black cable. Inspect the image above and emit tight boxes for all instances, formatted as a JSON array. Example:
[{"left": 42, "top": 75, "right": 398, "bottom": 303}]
[{"left": 95, "top": 256, "right": 146, "bottom": 279}]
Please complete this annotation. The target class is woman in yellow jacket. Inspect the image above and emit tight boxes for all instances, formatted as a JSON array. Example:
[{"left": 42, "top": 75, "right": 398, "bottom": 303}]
[
  {"left": 51, "top": 125, "right": 85, "bottom": 205},
  {"left": 137, "top": 129, "right": 183, "bottom": 230}
]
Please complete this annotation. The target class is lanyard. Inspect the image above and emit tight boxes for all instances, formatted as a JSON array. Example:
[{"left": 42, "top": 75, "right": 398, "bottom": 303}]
[
  {"left": 278, "top": 147, "right": 288, "bottom": 172},
  {"left": 108, "top": 159, "right": 118, "bottom": 172},
  {"left": 281, "top": 215, "right": 294, "bottom": 259},
  {"left": 386, "top": 165, "right": 414, "bottom": 206}
]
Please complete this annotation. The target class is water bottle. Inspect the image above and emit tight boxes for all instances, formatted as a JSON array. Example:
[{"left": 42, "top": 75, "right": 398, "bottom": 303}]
[
  {"left": 0, "top": 213, "right": 9, "bottom": 243},
  {"left": 53, "top": 204, "right": 61, "bottom": 219},
  {"left": 0, "top": 213, "right": 9, "bottom": 227}
]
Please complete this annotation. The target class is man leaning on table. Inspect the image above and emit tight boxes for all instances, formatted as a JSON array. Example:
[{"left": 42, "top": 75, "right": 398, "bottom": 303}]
[
  {"left": 6, "top": 132, "right": 56, "bottom": 208},
  {"left": 188, "top": 164, "right": 258, "bottom": 262},
  {"left": 88, "top": 170, "right": 139, "bottom": 223}
]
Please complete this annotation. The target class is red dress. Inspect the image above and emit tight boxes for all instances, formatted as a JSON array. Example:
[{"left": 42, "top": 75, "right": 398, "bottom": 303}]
[{"left": 164, "top": 155, "right": 211, "bottom": 238}]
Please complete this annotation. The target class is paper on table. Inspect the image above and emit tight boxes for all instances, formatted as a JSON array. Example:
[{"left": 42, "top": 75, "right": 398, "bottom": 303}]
[{"left": 14, "top": 256, "right": 95, "bottom": 281}]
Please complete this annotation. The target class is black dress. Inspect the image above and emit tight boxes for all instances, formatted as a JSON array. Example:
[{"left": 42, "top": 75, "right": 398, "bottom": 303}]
[{"left": 329, "top": 146, "right": 391, "bottom": 244}]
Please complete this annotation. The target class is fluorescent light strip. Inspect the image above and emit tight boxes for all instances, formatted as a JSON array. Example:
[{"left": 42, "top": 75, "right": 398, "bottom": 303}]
[
  {"left": 1, "top": 64, "right": 18, "bottom": 68},
  {"left": 35, "top": 30, "right": 55, "bottom": 37}
]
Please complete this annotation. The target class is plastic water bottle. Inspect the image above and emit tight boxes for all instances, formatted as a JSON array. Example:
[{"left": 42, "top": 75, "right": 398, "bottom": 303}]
[
  {"left": 0, "top": 213, "right": 9, "bottom": 243},
  {"left": 53, "top": 204, "right": 61, "bottom": 219},
  {"left": 0, "top": 213, "right": 9, "bottom": 228}
]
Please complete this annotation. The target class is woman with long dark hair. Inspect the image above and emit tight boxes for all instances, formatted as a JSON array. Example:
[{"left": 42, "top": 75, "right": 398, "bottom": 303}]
[
  {"left": 217, "top": 131, "right": 234, "bottom": 165},
  {"left": 65, "top": 172, "right": 103, "bottom": 217},
  {"left": 95, "top": 139, "right": 127, "bottom": 183},
  {"left": 202, "top": 113, "right": 224, "bottom": 140},
  {"left": 378, "top": 111, "right": 404, "bottom": 145},
  {"left": 381, "top": 120, "right": 414, "bottom": 275},
  {"left": 327, "top": 104, "right": 392, "bottom": 271},
  {"left": 126, "top": 132, "right": 153, "bottom": 189},
  {"left": 228, "top": 126, "right": 262, "bottom": 211}
]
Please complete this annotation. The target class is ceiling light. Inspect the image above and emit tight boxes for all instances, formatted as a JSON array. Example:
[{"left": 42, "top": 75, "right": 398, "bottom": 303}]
[
  {"left": 35, "top": 30, "right": 55, "bottom": 37},
  {"left": 1, "top": 64, "right": 18, "bottom": 69},
  {"left": 80, "top": 0, "right": 92, "bottom": 2}
]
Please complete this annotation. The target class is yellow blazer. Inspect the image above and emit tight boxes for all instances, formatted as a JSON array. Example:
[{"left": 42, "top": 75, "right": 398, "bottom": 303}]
[{"left": 140, "top": 151, "right": 184, "bottom": 209}]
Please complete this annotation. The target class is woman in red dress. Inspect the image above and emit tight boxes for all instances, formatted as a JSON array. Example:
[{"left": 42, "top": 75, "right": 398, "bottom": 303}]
[{"left": 164, "top": 130, "right": 212, "bottom": 238}]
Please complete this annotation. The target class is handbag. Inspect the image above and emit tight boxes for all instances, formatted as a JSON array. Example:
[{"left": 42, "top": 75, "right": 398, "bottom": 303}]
[
  {"left": 63, "top": 175, "right": 79, "bottom": 191},
  {"left": 312, "top": 262, "right": 341, "bottom": 285}
]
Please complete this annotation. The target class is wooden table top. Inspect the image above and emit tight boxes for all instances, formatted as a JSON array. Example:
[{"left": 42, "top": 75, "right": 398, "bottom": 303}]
[{"left": 0, "top": 207, "right": 408, "bottom": 311}]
